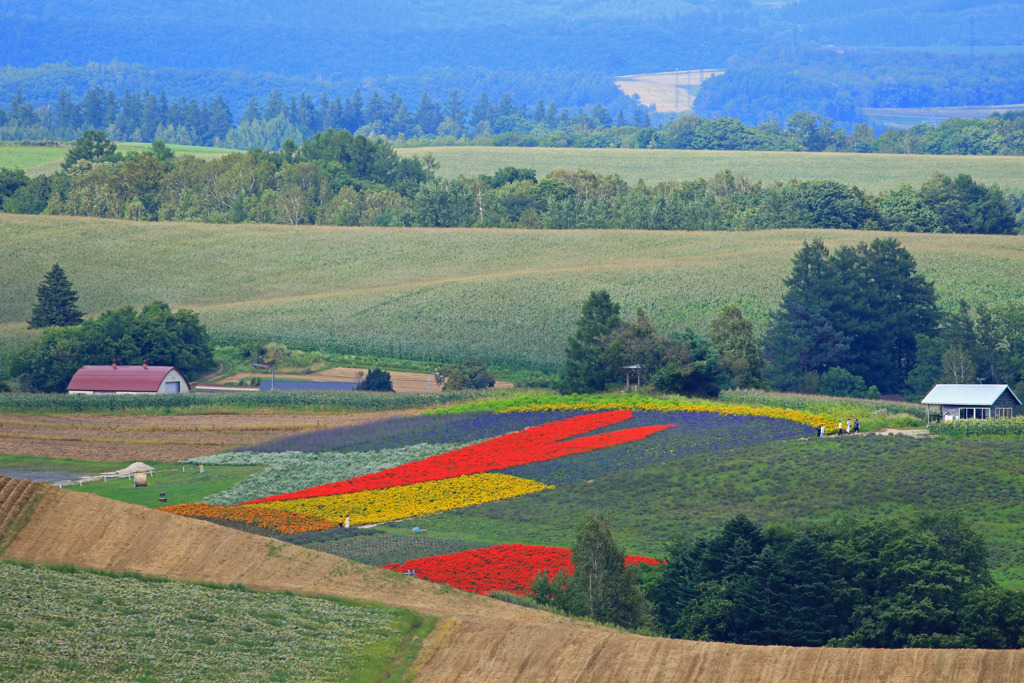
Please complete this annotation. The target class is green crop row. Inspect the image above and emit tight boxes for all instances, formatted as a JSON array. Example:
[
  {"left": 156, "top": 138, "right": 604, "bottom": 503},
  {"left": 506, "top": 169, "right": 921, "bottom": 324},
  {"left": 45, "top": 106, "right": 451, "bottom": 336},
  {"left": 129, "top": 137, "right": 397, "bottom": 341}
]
[
  {"left": 0, "top": 561, "right": 425, "bottom": 682},
  {"left": 3, "top": 216, "right": 1024, "bottom": 374},
  {"left": 0, "top": 388, "right": 508, "bottom": 415},
  {"left": 929, "top": 417, "right": 1024, "bottom": 437}
]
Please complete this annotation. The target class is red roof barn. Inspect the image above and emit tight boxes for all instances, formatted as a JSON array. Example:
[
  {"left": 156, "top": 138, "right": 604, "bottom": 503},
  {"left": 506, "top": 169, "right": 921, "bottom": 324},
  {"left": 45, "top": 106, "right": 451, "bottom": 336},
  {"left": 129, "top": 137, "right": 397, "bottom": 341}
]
[{"left": 67, "top": 362, "right": 190, "bottom": 394}]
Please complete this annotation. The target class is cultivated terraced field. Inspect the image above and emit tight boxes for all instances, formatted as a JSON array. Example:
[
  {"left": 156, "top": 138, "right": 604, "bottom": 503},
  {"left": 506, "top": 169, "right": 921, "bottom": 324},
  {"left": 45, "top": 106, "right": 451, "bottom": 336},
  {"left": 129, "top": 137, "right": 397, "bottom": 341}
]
[
  {"left": 397, "top": 146, "right": 1024, "bottom": 193},
  {"left": 0, "top": 410, "right": 422, "bottom": 462},
  {"left": 3, "top": 215, "right": 1024, "bottom": 371}
]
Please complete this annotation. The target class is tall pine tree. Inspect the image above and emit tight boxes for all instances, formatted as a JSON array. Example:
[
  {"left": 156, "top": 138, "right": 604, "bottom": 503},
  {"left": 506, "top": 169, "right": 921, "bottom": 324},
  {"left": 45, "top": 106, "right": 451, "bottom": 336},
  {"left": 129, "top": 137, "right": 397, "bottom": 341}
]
[
  {"left": 560, "top": 290, "right": 622, "bottom": 394},
  {"left": 28, "top": 264, "right": 83, "bottom": 328}
]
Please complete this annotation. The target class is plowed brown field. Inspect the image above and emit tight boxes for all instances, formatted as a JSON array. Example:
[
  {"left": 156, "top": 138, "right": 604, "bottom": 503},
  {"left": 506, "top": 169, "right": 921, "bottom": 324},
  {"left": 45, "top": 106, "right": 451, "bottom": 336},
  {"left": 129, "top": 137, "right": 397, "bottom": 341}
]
[
  {"left": 212, "top": 366, "right": 514, "bottom": 394},
  {"left": 5, "top": 484, "right": 1024, "bottom": 682},
  {"left": 0, "top": 410, "right": 422, "bottom": 462}
]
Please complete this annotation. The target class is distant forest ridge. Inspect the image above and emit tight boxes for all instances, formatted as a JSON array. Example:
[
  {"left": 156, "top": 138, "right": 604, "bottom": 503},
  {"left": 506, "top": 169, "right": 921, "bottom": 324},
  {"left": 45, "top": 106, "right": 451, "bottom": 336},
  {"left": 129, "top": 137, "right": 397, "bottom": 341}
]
[
  {"left": 4, "top": 47, "right": 1024, "bottom": 132},
  {"left": 1, "top": 0, "right": 1017, "bottom": 81},
  {"left": 4, "top": 86, "right": 1024, "bottom": 159}
]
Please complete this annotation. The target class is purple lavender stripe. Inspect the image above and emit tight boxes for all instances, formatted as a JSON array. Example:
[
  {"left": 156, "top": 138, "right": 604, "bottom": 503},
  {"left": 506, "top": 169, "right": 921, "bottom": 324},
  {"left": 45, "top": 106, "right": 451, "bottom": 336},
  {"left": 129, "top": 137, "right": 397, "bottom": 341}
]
[{"left": 499, "top": 411, "right": 814, "bottom": 486}]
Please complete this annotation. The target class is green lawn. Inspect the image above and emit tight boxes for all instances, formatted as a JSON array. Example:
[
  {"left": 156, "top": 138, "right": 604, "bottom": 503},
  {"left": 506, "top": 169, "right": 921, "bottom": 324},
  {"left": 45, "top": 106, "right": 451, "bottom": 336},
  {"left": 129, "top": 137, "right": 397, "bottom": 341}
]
[
  {"left": 398, "top": 146, "right": 1024, "bottom": 193},
  {"left": 386, "top": 435, "right": 1024, "bottom": 588},
  {"left": 76, "top": 463, "right": 264, "bottom": 509},
  {"left": 3, "top": 216, "right": 1024, "bottom": 373},
  {"left": 0, "top": 455, "right": 267, "bottom": 509},
  {"left": 0, "top": 142, "right": 232, "bottom": 177}
]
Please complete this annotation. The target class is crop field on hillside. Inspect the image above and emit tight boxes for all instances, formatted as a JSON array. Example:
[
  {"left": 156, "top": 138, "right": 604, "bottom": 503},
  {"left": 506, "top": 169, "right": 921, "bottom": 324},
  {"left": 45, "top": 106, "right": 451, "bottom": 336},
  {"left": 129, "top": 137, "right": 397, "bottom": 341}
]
[
  {"left": 398, "top": 146, "right": 1024, "bottom": 193},
  {"left": 0, "top": 562, "right": 428, "bottom": 682},
  {"left": 2, "top": 215, "right": 1023, "bottom": 371}
]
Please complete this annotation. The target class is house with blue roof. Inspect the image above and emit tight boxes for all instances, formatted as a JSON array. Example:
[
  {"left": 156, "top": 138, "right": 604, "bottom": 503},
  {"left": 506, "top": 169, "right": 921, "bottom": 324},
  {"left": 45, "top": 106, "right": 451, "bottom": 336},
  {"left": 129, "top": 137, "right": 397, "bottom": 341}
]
[{"left": 921, "top": 384, "right": 1021, "bottom": 421}]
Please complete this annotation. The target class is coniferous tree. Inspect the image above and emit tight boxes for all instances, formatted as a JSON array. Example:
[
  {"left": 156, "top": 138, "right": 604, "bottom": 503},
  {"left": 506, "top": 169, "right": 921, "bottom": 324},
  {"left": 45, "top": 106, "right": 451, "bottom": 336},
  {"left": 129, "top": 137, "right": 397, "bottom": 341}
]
[
  {"left": 28, "top": 264, "right": 83, "bottom": 328},
  {"left": 564, "top": 514, "right": 645, "bottom": 629},
  {"left": 560, "top": 289, "right": 621, "bottom": 394}
]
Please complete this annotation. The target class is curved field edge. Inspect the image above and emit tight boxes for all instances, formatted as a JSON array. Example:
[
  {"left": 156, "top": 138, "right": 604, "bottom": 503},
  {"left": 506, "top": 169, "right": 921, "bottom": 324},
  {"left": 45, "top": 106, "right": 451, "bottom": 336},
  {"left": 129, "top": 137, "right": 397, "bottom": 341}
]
[{"left": 4, "top": 484, "right": 1024, "bottom": 682}]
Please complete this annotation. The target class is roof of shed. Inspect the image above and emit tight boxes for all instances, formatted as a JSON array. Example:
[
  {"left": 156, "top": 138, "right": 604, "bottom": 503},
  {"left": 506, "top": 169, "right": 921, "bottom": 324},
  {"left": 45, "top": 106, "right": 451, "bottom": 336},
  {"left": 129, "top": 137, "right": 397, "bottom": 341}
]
[
  {"left": 921, "top": 384, "right": 1021, "bottom": 406},
  {"left": 67, "top": 365, "right": 183, "bottom": 392}
]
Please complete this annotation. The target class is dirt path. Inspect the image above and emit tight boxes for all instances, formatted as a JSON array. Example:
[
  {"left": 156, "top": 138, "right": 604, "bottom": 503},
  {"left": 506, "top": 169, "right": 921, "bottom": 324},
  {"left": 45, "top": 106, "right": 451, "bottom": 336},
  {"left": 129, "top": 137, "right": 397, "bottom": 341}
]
[
  {"left": 0, "top": 409, "right": 423, "bottom": 462},
  {"left": 5, "top": 485, "right": 1024, "bottom": 682}
]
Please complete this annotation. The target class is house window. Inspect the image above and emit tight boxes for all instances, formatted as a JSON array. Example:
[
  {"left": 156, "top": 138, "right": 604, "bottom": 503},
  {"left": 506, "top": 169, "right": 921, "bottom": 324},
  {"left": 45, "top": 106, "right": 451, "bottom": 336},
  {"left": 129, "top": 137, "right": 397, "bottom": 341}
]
[
  {"left": 959, "top": 407, "right": 990, "bottom": 420},
  {"left": 996, "top": 407, "right": 1014, "bottom": 418}
]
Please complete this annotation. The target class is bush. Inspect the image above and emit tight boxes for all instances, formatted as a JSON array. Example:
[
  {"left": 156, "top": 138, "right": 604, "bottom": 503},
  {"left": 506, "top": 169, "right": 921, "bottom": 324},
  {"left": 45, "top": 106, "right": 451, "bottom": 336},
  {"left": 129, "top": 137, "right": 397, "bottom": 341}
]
[{"left": 356, "top": 368, "right": 394, "bottom": 391}]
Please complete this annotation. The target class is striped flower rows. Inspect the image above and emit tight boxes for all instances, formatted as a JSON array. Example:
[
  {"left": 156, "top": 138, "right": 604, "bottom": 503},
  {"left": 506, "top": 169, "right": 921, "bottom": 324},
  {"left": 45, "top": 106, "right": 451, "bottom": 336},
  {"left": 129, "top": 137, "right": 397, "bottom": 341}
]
[
  {"left": 497, "top": 401, "right": 833, "bottom": 431},
  {"left": 252, "top": 473, "right": 551, "bottom": 526},
  {"left": 245, "top": 411, "right": 673, "bottom": 504},
  {"left": 158, "top": 502, "right": 335, "bottom": 534},
  {"left": 383, "top": 543, "right": 661, "bottom": 595}
]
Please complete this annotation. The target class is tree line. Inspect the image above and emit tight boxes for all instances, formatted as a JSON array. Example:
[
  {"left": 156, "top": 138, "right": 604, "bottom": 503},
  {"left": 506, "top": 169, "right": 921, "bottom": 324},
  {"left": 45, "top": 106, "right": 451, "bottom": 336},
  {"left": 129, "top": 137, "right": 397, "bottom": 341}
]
[
  {"left": 1, "top": 131, "right": 1020, "bottom": 234},
  {"left": 533, "top": 512, "right": 1024, "bottom": 649},
  {"left": 560, "top": 238, "right": 1024, "bottom": 402},
  {"left": 9, "top": 86, "right": 1024, "bottom": 156}
]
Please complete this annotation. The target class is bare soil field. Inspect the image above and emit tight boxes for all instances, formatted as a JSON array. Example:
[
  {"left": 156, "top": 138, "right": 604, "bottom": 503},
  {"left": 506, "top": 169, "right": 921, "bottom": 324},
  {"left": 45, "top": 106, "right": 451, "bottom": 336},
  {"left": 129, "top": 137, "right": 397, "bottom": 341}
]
[
  {"left": 0, "top": 410, "right": 423, "bottom": 462},
  {"left": 5, "top": 484, "right": 1024, "bottom": 682},
  {"left": 213, "top": 366, "right": 514, "bottom": 394}
]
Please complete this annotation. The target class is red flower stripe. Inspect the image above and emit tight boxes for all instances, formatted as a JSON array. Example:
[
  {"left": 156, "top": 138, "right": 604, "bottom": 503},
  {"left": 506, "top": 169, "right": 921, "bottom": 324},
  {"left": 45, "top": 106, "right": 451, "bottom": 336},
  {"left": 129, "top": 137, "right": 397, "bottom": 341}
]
[
  {"left": 246, "top": 410, "right": 673, "bottom": 504},
  {"left": 383, "top": 543, "right": 661, "bottom": 595}
]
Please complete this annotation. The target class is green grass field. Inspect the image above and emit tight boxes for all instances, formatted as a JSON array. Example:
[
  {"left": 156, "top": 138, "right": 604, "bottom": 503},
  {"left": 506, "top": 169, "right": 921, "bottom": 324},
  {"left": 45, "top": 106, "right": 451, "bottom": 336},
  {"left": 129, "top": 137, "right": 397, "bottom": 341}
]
[
  {"left": 2, "top": 215, "right": 1023, "bottom": 372},
  {"left": 75, "top": 464, "right": 264, "bottom": 509},
  {"left": 0, "top": 142, "right": 232, "bottom": 177},
  {"left": 397, "top": 146, "right": 1024, "bottom": 193}
]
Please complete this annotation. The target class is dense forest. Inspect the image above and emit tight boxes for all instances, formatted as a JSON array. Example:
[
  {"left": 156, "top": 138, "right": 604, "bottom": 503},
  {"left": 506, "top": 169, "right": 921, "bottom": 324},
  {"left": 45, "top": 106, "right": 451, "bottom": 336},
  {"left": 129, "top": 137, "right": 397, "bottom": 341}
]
[
  {"left": 3, "top": 131, "right": 1020, "bottom": 236},
  {"left": 2, "top": 2, "right": 1022, "bottom": 128},
  {"left": 6, "top": 87, "right": 1024, "bottom": 158}
]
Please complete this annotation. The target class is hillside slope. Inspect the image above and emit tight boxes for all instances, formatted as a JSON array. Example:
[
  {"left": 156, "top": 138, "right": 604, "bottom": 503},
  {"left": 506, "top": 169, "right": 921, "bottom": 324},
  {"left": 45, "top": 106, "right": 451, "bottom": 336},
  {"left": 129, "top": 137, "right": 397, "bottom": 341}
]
[
  {"left": 4, "top": 483, "right": 1024, "bottom": 682},
  {"left": 4, "top": 217, "right": 1024, "bottom": 372}
]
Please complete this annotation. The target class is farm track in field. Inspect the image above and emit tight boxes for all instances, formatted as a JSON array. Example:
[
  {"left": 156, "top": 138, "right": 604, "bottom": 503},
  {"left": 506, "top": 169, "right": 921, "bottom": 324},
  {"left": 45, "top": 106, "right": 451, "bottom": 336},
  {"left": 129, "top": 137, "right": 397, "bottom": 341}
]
[
  {"left": 0, "top": 410, "right": 424, "bottom": 462},
  {"left": 5, "top": 484, "right": 1024, "bottom": 682}
]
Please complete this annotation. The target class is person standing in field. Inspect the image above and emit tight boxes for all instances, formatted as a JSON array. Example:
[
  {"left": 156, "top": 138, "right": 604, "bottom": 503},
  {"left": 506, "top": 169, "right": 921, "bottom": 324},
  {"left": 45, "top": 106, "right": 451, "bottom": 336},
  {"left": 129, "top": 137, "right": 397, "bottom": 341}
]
[
  {"left": 846, "top": 419, "right": 852, "bottom": 434},
  {"left": 854, "top": 418, "right": 860, "bottom": 433},
  {"left": 837, "top": 420, "right": 843, "bottom": 434}
]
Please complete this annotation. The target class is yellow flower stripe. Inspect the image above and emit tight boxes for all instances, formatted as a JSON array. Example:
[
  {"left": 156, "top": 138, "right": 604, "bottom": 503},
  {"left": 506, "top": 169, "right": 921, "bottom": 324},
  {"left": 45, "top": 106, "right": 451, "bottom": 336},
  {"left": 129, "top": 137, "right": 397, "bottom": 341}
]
[
  {"left": 249, "top": 473, "right": 552, "bottom": 526},
  {"left": 497, "top": 401, "right": 836, "bottom": 432}
]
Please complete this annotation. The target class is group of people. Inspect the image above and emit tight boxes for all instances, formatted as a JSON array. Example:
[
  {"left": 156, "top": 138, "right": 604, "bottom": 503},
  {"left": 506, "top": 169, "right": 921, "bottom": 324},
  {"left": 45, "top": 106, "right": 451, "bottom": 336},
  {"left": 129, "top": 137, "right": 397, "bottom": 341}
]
[{"left": 817, "top": 418, "right": 859, "bottom": 437}]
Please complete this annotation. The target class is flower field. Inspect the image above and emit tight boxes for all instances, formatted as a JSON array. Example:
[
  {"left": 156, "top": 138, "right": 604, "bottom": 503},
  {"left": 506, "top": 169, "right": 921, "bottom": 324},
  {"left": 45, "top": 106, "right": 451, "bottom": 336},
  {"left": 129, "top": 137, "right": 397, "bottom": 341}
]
[
  {"left": 159, "top": 502, "right": 336, "bottom": 534},
  {"left": 254, "top": 473, "right": 552, "bottom": 526},
  {"left": 246, "top": 411, "right": 673, "bottom": 504},
  {"left": 193, "top": 443, "right": 464, "bottom": 506},
  {"left": 163, "top": 404, "right": 815, "bottom": 539},
  {"left": 382, "top": 543, "right": 660, "bottom": 595}
]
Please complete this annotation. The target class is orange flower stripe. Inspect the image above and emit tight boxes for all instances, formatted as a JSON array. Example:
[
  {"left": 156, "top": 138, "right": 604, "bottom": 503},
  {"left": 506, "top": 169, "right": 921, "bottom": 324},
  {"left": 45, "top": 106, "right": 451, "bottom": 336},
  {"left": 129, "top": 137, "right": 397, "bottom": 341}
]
[{"left": 158, "top": 502, "right": 335, "bottom": 534}]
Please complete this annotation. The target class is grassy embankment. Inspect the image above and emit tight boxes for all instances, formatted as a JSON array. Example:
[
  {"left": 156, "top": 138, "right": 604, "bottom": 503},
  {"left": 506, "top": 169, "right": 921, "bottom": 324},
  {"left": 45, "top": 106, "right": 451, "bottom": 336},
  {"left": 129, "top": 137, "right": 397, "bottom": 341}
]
[
  {"left": 397, "top": 146, "right": 1024, "bottom": 193},
  {"left": 3, "top": 215, "right": 1023, "bottom": 375}
]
